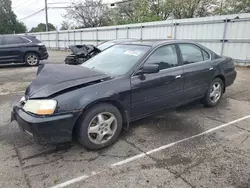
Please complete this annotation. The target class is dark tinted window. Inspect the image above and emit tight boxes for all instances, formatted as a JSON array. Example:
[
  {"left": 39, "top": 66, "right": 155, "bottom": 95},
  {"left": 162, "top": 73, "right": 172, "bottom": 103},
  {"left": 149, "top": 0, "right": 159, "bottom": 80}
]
[
  {"left": 145, "top": 45, "right": 178, "bottom": 70},
  {"left": 202, "top": 50, "right": 210, "bottom": 60},
  {"left": 25, "top": 36, "right": 41, "bottom": 43},
  {"left": 21, "top": 37, "right": 31, "bottom": 43},
  {"left": 179, "top": 44, "right": 203, "bottom": 64},
  {"left": 5, "top": 36, "right": 25, "bottom": 45},
  {"left": 0, "top": 37, "right": 3, "bottom": 45}
]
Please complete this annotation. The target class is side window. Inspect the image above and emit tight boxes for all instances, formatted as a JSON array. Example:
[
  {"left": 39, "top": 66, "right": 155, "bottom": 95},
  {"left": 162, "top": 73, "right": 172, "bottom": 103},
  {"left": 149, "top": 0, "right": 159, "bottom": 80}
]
[
  {"left": 202, "top": 49, "right": 210, "bottom": 60},
  {"left": 179, "top": 44, "right": 203, "bottom": 64},
  {"left": 0, "top": 37, "right": 3, "bottom": 45},
  {"left": 21, "top": 37, "right": 31, "bottom": 43},
  {"left": 5, "top": 36, "right": 24, "bottom": 45},
  {"left": 145, "top": 45, "right": 178, "bottom": 70}
]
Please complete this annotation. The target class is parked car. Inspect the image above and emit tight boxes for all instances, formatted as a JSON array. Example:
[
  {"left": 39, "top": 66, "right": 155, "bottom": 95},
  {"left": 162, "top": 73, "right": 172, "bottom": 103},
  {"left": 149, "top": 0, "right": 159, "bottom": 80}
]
[
  {"left": 65, "top": 45, "right": 101, "bottom": 65},
  {"left": 0, "top": 35, "right": 48, "bottom": 66},
  {"left": 12, "top": 40, "right": 237, "bottom": 150},
  {"left": 65, "top": 39, "right": 138, "bottom": 65}
]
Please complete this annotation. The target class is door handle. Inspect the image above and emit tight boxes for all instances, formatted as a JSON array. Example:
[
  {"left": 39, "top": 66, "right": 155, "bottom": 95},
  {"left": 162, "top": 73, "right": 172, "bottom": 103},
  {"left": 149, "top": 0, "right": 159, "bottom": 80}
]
[
  {"left": 175, "top": 75, "right": 182, "bottom": 79},
  {"left": 209, "top": 67, "right": 214, "bottom": 71}
]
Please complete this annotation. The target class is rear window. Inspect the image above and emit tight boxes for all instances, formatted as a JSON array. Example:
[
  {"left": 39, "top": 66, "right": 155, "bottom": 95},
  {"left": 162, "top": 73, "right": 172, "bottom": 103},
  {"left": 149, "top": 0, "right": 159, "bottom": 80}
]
[{"left": 179, "top": 43, "right": 203, "bottom": 64}]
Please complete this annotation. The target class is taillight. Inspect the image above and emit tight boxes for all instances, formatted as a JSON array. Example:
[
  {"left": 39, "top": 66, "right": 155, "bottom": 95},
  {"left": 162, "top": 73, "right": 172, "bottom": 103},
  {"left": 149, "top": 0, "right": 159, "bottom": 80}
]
[{"left": 39, "top": 45, "right": 46, "bottom": 51}]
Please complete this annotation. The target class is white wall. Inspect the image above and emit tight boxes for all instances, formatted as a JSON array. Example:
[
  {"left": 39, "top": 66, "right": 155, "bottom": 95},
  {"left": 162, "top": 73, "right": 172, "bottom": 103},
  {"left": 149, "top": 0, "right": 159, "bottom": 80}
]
[{"left": 27, "top": 13, "right": 250, "bottom": 61}]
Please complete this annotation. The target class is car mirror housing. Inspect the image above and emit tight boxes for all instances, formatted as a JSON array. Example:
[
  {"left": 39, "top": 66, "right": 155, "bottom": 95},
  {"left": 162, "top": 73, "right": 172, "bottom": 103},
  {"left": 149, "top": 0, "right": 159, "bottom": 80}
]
[{"left": 137, "top": 64, "right": 160, "bottom": 75}]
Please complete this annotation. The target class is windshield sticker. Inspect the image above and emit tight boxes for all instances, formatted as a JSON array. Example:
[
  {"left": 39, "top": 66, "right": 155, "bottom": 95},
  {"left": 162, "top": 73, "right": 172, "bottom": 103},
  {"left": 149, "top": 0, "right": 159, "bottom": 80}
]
[{"left": 124, "top": 51, "right": 141, "bottom": 56}]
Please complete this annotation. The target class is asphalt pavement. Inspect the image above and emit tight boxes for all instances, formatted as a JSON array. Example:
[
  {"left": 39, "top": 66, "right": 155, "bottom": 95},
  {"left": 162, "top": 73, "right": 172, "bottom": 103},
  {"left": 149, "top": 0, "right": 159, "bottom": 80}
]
[{"left": 0, "top": 51, "right": 250, "bottom": 188}]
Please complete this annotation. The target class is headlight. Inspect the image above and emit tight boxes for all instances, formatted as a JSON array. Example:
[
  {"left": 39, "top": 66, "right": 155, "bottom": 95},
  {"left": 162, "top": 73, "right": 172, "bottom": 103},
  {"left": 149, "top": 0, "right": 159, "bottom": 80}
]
[{"left": 23, "top": 100, "right": 57, "bottom": 115}]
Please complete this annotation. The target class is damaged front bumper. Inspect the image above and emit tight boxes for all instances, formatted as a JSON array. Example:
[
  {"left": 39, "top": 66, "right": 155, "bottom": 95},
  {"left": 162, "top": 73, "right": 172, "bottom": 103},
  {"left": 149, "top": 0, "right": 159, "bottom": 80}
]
[
  {"left": 65, "top": 55, "right": 88, "bottom": 65},
  {"left": 11, "top": 106, "right": 79, "bottom": 144}
]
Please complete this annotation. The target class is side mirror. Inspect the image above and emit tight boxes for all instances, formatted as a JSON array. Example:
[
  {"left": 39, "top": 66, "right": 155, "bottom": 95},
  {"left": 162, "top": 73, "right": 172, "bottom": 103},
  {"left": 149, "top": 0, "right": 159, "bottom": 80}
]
[{"left": 137, "top": 64, "right": 160, "bottom": 75}]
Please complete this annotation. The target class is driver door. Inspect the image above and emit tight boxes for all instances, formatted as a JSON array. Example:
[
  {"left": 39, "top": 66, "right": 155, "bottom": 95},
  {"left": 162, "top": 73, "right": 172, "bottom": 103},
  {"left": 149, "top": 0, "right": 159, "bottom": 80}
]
[{"left": 130, "top": 44, "right": 184, "bottom": 119}]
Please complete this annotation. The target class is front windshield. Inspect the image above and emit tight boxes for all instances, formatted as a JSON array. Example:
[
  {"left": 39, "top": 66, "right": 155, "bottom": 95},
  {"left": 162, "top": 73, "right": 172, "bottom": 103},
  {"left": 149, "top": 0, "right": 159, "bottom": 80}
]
[{"left": 82, "top": 45, "right": 150, "bottom": 75}]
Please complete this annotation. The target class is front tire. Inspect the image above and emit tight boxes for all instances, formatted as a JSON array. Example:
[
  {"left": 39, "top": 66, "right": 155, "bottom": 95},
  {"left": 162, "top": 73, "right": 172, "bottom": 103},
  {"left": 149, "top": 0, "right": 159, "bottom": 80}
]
[
  {"left": 76, "top": 103, "right": 123, "bottom": 150},
  {"left": 25, "top": 53, "right": 40, "bottom": 66},
  {"left": 203, "top": 78, "right": 224, "bottom": 107}
]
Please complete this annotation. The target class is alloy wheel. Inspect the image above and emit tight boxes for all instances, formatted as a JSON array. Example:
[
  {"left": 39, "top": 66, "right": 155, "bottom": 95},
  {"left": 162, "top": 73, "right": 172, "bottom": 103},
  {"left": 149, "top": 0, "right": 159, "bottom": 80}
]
[
  {"left": 87, "top": 112, "right": 118, "bottom": 144},
  {"left": 210, "top": 82, "right": 222, "bottom": 103},
  {"left": 27, "top": 54, "right": 38, "bottom": 65}
]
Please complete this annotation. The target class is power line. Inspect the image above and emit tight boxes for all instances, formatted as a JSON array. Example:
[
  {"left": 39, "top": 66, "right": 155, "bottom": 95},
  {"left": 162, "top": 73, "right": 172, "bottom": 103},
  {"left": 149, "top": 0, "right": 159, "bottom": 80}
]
[
  {"left": 19, "top": 0, "right": 133, "bottom": 21},
  {"left": 12, "top": 0, "right": 33, "bottom": 9},
  {"left": 48, "top": 2, "right": 72, "bottom": 5},
  {"left": 13, "top": 0, "right": 41, "bottom": 16},
  {"left": 14, "top": 0, "right": 70, "bottom": 15},
  {"left": 19, "top": 8, "right": 45, "bottom": 20},
  {"left": 13, "top": 0, "right": 38, "bottom": 10},
  {"left": 14, "top": 0, "right": 69, "bottom": 13},
  {"left": 47, "top": 0, "right": 134, "bottom": 9}
]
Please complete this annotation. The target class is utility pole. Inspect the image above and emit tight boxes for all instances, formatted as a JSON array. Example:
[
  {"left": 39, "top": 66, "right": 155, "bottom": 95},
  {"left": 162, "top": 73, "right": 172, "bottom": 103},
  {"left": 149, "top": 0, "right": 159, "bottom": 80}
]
[
  {"left": 220, "top": 0, "right": 224, "bottom": 15},
  {"left": 45, "top": 0, "right": 49, "bottom": 31}
]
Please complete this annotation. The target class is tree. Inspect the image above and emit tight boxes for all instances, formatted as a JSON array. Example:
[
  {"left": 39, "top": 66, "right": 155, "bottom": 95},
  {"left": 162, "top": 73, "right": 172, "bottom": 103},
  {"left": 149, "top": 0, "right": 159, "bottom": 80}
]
[
  {"left": 169, "top": 0, "right": 218, "bottom": 19},
  {"left": 234, "top": 0, "right": 250, "bottom": 13},
  {"left": 151, "top": 0, "right": 173, "bottom": 20},
  {"left": 29, "top": 23, "right": 56, "bottom": 33},
  {"left": 60, "top": 21, "right": 72, "bottom": 30},
  {"left": 14, "top": 21, "right": 27, "bottom": 34},
  {"left": 63, "top": 0, "right": 112, "bottom": 28},
  {"left": 106, "top": 0, "right": 217, "bottom": 24},
  {"left": 62, "top": 0, "right": 250, "bottom": 28},
  {"left": 0, "top": 0, "right": 27, "bottom": 34},
  {"left": 214, "top": 0, "right": 250, "bottom": 15},
  {"left": 107, "top": 0, "right": 162, "bottom": 25}
]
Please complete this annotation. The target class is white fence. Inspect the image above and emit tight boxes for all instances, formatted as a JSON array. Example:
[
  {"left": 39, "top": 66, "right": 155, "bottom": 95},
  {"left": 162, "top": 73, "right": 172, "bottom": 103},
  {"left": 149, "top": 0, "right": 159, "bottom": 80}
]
[{"left": 27, "top": 13, "right": 250, "bottom": 63}]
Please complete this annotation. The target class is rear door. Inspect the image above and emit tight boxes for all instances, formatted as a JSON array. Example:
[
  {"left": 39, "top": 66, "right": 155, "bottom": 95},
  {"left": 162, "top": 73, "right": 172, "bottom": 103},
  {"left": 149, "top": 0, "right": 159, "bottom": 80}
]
[
  {"left": 178, "top": 43, "right": 216, "bottom": 101},
  {"left": 0, "top": 37, "right": 5, "bottom": 62},
  {"left": 2, "top": 36, "right": 24, "bottom": 62},
  {"left": 131, "top": 44, "right": 184, "bottom": 119}
]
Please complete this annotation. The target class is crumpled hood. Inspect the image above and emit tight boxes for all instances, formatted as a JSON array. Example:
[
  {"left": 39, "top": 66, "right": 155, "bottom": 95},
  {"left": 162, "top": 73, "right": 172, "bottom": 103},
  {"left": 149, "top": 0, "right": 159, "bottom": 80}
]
[{"left": 26, "top": 64, "right": 110, "bottom": 98}]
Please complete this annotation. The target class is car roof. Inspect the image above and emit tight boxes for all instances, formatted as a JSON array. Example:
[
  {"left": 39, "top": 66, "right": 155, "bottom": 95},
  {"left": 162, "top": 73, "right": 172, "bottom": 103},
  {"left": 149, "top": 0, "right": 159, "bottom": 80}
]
[
  {"left": 120, "top": 39, "right": 199, "bottom": 47},
  {"left": 0, "top": 34, "right": 36, "bottom": 37},
  {"left": 0, "top": 35, "right": 35, "bottom": 38},
  {"left": 110, "top": 38, "right": 138, "bottom": 44},
  {"left": 118, "top": 39, "right": 216, "bottom": 55}
]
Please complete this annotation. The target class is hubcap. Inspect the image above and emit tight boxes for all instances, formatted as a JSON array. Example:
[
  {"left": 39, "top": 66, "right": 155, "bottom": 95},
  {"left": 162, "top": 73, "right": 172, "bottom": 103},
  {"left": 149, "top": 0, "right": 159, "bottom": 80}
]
[
  {"left": 210, "top": 82, "right": 222, "bottom": 103},
  {"left": 88, "top": 112, "right": 117, "bottom": 144},
  {"left": 27, "top": 54, "right": 38, "bottom": 65}
]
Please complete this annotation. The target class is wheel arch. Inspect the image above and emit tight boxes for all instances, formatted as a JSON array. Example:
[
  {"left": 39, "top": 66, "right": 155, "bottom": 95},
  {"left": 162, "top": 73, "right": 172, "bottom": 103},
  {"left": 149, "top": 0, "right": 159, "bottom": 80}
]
[
  {"left": 74, "top": 99, "right": 130, "bottom": 133},
  {"left": 23, "top": 51, "right": 41, "bottom": 60}
]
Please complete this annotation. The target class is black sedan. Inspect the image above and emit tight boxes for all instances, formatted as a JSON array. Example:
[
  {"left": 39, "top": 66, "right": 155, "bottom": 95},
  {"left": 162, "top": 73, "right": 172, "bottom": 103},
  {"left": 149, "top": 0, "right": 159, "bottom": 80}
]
[{"left": 12, "top": 40, "right": 237, "bottom": 150}]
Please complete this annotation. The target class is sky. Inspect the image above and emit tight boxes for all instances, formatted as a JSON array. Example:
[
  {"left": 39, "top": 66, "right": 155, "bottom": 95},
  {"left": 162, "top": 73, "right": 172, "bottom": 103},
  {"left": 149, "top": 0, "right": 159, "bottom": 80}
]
[{"left": 11, "top": 0, "right": 115, "bottom": 31}]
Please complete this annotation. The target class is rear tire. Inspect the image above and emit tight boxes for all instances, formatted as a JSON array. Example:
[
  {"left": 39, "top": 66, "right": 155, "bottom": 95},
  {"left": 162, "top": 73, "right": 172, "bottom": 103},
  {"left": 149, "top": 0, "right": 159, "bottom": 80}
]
[
  {"left": 76, "top": 103, "right": 123, "bottom": 150},
  {"left": 25, "top": 53, "right": 40, "bottom": 66},
  {"left": 203, "top": 78, "right": 224, "bottom": 107}
]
